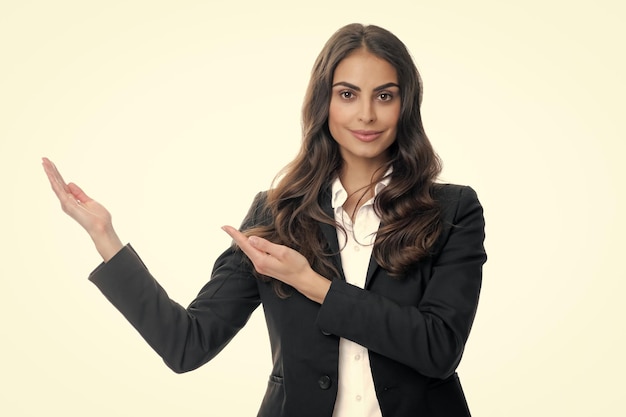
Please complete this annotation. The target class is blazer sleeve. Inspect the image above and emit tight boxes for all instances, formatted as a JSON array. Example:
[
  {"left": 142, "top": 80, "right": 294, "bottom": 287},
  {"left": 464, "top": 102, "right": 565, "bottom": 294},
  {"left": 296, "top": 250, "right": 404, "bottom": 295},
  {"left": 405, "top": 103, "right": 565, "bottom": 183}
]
[
  {"left": 316, "top": 185, "right": 486, "bottom": 379},
  {"left": 88, "top": 194, "right": 265, "bottom": 373}
]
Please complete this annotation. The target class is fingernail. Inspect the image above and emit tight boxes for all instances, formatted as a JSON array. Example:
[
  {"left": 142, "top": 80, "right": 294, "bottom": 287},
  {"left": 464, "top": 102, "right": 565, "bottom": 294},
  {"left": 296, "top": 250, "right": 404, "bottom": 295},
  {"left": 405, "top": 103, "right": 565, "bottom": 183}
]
[{"left": 249, "top": 236, "right": 259, "bottom": 246}]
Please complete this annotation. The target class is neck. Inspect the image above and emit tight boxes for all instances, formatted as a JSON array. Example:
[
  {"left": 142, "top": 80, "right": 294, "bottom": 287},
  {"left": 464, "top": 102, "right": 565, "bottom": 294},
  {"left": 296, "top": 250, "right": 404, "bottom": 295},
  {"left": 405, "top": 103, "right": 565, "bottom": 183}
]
[
  {"left": 339, "top": 159, "right": 388, "bottom": 218},
  {"left": 339, "top": 159, "right": 387, "bottom": 194}
]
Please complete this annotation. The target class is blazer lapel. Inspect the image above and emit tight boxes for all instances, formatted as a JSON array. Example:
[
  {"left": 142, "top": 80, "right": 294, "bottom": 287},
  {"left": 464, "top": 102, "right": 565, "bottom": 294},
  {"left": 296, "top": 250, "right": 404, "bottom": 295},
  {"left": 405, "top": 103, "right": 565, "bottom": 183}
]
[
  {"left": 319, "top": 188, "right": 346, "bottom": 281},
  {"left": 364, "top": 251, "right": 380, "bottom": 289}
]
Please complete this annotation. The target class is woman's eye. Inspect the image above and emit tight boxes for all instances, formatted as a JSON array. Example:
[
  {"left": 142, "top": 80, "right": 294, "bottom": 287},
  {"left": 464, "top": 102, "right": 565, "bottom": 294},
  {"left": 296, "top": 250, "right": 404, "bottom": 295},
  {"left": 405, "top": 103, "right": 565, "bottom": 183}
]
[
  {"left": 340, "top": 91, "right": 354, "bottom": 99},
  {"left": 378, "top": 92, "right": 393, "bottom": 101}
]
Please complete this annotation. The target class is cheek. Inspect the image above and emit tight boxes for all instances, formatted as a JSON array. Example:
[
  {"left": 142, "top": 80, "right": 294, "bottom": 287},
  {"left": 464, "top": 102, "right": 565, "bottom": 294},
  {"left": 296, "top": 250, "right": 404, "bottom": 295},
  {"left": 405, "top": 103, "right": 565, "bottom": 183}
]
[
  {"left": 384, "top": 108, "right": 401, "bottom": 143},
  {"left": 328, "top": 100, "right": 342, "bottom": 124},
  {"left": 386, "top": 105, "right": 401, "bottom": 126},
  {"left": 327, "top": 102, "right": 348, "bottom": 133}
]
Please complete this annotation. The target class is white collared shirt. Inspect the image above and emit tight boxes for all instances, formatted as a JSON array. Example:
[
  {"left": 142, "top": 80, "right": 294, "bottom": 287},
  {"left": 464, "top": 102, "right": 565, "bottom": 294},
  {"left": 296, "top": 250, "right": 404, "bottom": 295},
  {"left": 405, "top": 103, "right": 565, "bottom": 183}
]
[{"left": 330, "top": 175, "right": 389, "bottom": 417}]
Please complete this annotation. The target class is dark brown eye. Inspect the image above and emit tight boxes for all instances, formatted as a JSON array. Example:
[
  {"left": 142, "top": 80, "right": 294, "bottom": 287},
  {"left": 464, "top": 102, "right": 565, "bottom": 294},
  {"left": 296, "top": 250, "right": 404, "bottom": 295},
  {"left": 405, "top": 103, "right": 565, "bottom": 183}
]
[{"left": 340, "top": 91, "right": 354, "bottom": 99}]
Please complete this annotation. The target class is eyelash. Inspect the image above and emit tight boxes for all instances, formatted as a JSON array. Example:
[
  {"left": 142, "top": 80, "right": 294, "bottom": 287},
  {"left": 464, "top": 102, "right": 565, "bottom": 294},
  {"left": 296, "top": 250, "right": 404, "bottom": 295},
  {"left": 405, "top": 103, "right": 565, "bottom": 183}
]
[{"left": 338, "top": 90, "right": 395, "bottom": 101}]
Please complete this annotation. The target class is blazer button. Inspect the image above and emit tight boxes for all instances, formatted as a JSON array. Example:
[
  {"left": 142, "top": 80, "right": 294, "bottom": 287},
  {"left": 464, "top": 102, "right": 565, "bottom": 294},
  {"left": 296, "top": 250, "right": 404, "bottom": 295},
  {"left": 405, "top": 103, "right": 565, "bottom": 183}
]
[
  {"left": 318, "top": 375, "right": 332, "bottom": 390},
  {"left": 321, "top": 330, "right": 332, "bottom": 336}
]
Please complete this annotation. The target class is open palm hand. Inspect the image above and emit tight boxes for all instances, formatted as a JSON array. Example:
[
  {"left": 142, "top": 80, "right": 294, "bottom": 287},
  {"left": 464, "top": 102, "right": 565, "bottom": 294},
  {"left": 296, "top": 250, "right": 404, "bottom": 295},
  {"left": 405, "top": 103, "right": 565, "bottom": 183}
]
[{"left": 42, "top": 157, "right": 123, "bottom": 261}]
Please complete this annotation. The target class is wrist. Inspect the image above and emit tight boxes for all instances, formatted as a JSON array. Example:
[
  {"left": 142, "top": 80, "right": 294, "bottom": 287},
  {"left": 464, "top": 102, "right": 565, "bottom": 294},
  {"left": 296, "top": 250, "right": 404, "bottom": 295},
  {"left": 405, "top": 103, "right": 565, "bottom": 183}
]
[
  {"left": 298, "top": 269, "right": 331, "bottom": 304},
  {"left": 89, "top": 224, "right": 123, "bottom": 262}
]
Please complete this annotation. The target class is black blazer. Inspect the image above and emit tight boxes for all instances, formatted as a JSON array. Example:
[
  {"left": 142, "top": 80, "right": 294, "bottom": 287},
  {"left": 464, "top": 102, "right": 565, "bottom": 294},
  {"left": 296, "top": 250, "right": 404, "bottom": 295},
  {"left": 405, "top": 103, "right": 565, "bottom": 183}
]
[{"left": 89, "top": 184, "right": 486, "bottom": 417}]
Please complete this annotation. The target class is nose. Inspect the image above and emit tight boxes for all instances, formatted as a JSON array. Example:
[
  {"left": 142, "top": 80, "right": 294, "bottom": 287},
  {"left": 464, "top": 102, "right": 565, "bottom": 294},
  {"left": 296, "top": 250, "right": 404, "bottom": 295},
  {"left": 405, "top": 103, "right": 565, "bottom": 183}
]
[{"left": 358, "top": 100, "right": 376, "bottom": 123}]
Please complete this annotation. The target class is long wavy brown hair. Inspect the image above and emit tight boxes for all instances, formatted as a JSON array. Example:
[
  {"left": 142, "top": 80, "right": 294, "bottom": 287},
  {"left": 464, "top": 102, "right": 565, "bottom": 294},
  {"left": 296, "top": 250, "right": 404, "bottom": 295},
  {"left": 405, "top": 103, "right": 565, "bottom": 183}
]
[{"left": 243, "top": 23, "right": 442, "bottom": 295}]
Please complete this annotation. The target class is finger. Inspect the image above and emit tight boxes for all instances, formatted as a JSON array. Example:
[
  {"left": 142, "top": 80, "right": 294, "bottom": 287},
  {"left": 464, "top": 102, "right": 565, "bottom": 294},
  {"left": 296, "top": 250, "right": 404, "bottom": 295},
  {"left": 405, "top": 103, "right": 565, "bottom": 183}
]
[
  {"left": 221, "top": 225, "right": 267, "bottom": 261},
  {"left": 68, "top": 182, "right": 93, "bottom": 203},
  {"left": 222, "top": 226, "right": 283, "bottom": 279},
  {"left": 248, "top": 235, "right": 282, "bottom": 257},
  {"left": 42, "top": 157, "right": 68, "bottom": 186},
  {"left": 222, "top": 226, "right": 277, "bottom": 255},
  {"left": 42, "top": 158, "right": 84, "bottom": 215},
  {"left": 222, "top": 225, "right": 253, "bottom": 250},
  {"left": 42, "top": 160, "right": 93, "bottom": 205},
  {"left": 42, "top": 158, "right": 70, "bottom": 196}
]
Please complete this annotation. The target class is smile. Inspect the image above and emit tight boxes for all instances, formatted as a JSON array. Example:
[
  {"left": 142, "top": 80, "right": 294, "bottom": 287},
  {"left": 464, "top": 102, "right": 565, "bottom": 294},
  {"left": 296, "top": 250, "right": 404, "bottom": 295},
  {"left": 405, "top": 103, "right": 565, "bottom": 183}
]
[{"left": 350, "top": 130, "right": 383, "bottom": 142}]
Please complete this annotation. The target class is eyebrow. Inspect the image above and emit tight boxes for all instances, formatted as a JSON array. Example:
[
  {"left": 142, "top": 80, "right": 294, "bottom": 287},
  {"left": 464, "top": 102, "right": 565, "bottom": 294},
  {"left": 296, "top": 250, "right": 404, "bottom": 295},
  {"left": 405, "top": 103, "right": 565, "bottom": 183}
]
[{"left": 331, "top": 81, "right": 400, "bottom": 92}]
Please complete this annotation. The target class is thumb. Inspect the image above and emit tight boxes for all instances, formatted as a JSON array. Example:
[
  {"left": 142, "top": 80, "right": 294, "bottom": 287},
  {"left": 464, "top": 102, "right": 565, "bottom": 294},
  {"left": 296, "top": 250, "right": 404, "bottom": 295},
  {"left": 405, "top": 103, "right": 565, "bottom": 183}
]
[
  {"left": 68, "top": 182, "right": 92, "bottom": 203},
  {"left": 249, "top": 236, "right": 263, "bottom": 248},
  {"left": 249, "top": 236, "right": 273, "bottom": 254}
]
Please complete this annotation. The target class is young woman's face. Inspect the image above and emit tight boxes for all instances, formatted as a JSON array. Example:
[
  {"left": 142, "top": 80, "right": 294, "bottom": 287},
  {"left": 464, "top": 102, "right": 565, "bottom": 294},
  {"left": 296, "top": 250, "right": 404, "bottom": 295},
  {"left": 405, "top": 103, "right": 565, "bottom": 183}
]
[{"left": 328, "top": 49, "right": 401, "bottom": 170}]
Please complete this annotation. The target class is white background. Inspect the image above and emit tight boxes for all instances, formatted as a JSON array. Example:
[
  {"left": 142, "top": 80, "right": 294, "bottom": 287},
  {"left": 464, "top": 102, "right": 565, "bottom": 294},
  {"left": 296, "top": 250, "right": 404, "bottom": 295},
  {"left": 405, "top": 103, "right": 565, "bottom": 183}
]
[{"left": 1, "top": 0, "right": 624, "bottom": 415}]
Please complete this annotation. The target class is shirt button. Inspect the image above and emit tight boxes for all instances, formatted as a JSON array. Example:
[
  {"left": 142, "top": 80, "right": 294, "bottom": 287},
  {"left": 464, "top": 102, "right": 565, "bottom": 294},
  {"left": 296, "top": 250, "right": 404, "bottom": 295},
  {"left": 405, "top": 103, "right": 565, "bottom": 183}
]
[
  {"left": 353, "top": 245, "right": 360, "bottom": 252},
  {"left": 356, "top": 395, "right": 362, "bottom": 402},
  {"left": 354, "top": 354, "right": 361, "bottom": 361}
]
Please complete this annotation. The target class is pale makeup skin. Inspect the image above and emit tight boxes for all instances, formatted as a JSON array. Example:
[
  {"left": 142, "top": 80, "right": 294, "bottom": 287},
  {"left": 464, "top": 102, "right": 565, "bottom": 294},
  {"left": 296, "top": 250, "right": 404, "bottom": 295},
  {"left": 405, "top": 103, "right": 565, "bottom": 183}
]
[{"left": 42, "top": 49, "right": 402, "bottom": 305}]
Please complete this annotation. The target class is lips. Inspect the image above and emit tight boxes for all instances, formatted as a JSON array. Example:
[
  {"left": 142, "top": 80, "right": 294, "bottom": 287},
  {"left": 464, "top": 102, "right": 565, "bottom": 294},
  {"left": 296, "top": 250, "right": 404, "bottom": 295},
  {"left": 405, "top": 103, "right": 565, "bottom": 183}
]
[{"left": 350, "top": 129, "right": 383, "bottom": 142}]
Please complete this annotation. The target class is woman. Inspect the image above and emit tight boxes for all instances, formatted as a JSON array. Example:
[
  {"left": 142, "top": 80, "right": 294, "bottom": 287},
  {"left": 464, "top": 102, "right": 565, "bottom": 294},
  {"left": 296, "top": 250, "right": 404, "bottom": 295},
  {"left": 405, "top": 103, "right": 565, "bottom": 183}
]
[{"left": 43, "top": 23, "right": 486, "bottom": 417}]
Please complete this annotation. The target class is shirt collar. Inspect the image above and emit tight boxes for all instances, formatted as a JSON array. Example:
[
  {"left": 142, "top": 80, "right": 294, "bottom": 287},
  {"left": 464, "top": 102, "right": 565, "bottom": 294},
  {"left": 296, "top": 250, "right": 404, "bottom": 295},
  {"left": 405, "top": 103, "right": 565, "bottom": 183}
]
[{"left": 330, "top": 168, "right": 392, "bottom": 209}]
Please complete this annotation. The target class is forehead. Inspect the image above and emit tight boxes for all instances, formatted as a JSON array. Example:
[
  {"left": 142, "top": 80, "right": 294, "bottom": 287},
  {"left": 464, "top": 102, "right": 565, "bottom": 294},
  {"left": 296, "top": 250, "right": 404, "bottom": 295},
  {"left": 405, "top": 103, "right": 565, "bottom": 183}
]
[{"left": 332, "top": 49, "right": 398, "bottom": 85}]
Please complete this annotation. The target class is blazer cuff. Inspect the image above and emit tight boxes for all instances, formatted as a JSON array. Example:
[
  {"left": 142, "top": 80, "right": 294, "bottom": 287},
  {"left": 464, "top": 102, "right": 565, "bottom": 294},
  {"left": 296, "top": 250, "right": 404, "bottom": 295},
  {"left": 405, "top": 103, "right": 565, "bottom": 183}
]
[
  {"left": 88, "top": 244, "right": 148, "bottom": 292},
  {"left": 316, "top": 279, "right": 365, "bottom": 336}
]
